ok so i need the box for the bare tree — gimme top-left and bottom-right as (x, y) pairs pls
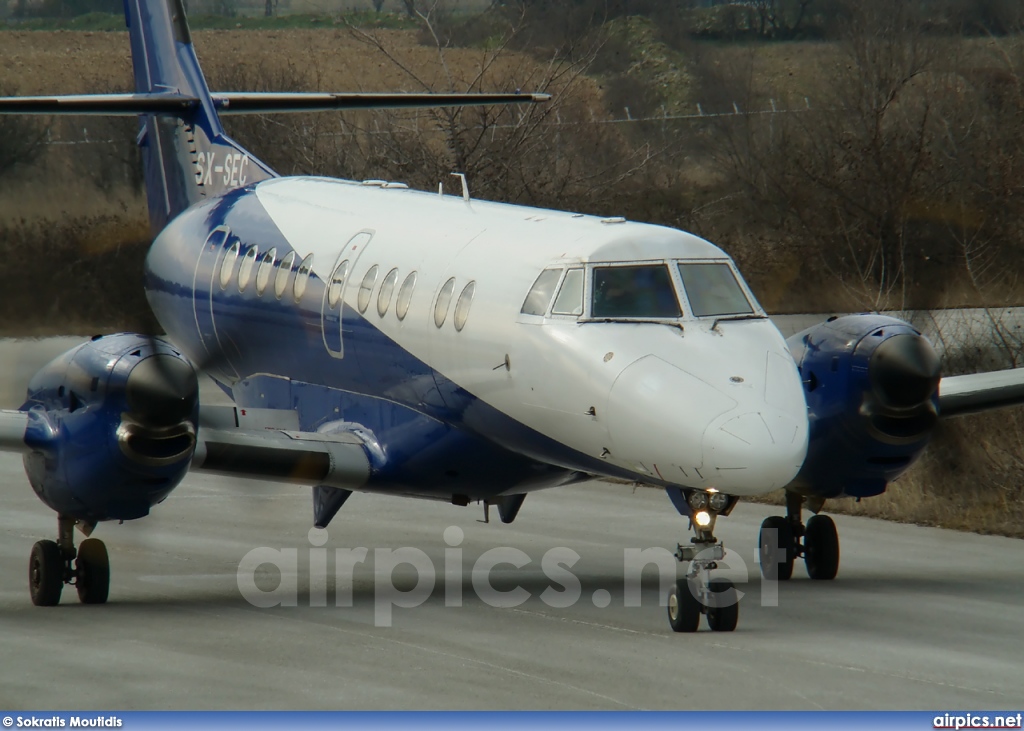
(751, 0), (815, 39)
(339, 2), (657, 212)
(704, 0), (954, 311)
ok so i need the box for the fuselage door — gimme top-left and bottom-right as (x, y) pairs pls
(192, 225), (244, 383)
(321, 231), (373, 358)
(193, 226), (228, 360)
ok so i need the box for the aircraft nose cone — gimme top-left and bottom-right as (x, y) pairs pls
(870, 333), (941, 408)
(705, 411), (807, 491)
(126, 354), (199, 427)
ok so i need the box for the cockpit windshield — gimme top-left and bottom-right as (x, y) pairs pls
(592, 264), (681, 319)
(677, 262), (754, 318)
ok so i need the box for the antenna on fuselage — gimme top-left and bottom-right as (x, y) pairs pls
(451, 172), (470, 202)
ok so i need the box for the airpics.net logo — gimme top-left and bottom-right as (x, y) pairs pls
(235, 526), (786, 627)
(933, 714), (1023, 729)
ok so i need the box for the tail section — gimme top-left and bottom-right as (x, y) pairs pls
(0, 0), (550, 236)
(124, 0), (276, 234)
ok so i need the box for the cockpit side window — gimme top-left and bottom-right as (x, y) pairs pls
(551, 268), (584, 317)
(520, 268), (563, 316)
(677, 262), (754, 317)
(592, 264), (681, 319)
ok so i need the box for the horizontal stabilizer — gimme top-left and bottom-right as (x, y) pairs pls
(212, 91), (551, 114)
(939, 367), (1024, 418)
(0, 93), (198, 115)
(0, 91), (550, 117)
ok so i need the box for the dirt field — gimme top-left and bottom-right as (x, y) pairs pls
(0, 26), (574, 95)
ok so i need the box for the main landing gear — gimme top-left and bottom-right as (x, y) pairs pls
(29, 516), (109, 606)
(758, 492), (839, 581)
(666, 490), (739, 633)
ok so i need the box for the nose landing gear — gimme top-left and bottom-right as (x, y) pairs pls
(667, 542), (739, 632)
(665, 490), (740, 633)
(29, 516), (109, 606)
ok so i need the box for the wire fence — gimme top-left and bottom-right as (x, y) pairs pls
(40, 97), (815, 146)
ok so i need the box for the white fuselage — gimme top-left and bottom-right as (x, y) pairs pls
(169, 176), (809, 498)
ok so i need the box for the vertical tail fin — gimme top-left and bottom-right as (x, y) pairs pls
(124, 0), (276, 234)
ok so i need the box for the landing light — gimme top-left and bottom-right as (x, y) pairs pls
(687, 491), (709, 511)
(694, 510), (712, 528)
(709, 492), (730, 512)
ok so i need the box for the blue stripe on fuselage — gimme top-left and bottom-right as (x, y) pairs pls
(145, 187), (658, 499)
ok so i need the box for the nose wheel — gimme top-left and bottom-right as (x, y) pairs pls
(666, 505), (740, 632)
(758, 493), (840, 581)
(28, 516), (109, 606)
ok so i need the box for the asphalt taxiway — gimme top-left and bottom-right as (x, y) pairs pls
(0, 339), (1022, 709)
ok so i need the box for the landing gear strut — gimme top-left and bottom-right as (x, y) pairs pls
(29, 516), (109, 606)
(666, 504), (738, 633)
(758, 493), (839, 581)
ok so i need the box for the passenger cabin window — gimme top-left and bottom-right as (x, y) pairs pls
(378, 268), (399, 317)
(274, 251), (296, 299)
(520, 268), (562, 316)
(551, 268), (584, 316)
(434, 277), (456, 328)
(256, 248), (276, 296)
(592, 264), (681, 319)
(294, 253), (314, 301)
(357, 265), (378, 314)
(677, 262), (753, 318)
(219, 239), (241, 290)
(454, 281), (475, 332)
(327, 260), (349, 308)
(238, 245), (258, 292)
(396, 272), (416, 321)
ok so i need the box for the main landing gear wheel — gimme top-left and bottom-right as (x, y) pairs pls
(29, 540), (64, 607)
(803, 514), (840, 580)
(761, 494), (841, 581)
(758, 515), (794, 581)
(75, 538), (110, 604)
(28, 516), (110, 606)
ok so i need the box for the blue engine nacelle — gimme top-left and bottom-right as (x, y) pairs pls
(20, 334), (199, 523)
(786, 314), (941, 499)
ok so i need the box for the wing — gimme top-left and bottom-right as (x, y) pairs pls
(0, 410), (30, 453)
(939, 367), (1024, 418)
(0, 405), (370, 491)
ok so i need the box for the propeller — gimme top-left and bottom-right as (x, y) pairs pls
(862, 331), (941, 442)
(870, 333), (941, 408)
(125, 351), (199, 427)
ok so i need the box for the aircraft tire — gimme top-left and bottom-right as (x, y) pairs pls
(76, 538), (110, 604)
(759, 516), (794, 581)
(29, 540), (64, 606)
(804, 515), (840, 580)
(667, 580), (701, 633)
(705, 578), (739, 632)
